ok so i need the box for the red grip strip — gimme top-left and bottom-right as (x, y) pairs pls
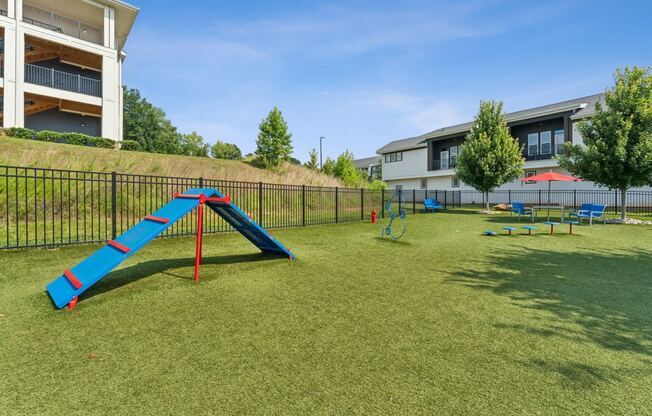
(145, 215), (170, 224)
(174, 193), (201, 199)
(64, 269), (83, 289)
(107, 239), (131, 253)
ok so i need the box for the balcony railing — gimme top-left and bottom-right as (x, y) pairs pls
(25, 64), (102, 97)
(23, 3), (103, 45)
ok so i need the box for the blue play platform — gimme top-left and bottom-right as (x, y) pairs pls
(46, 188), (295, 309)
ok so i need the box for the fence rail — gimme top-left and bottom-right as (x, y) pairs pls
(23, 3), (103, 45)
(0, 166), (461, 250)
(459, 189), (652, 215)
(25, 64), (102, 97)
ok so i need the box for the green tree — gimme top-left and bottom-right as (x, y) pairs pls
(373, 159), (382, 180)
(123, 86), (181, 154)
(456, 100), (525, 211)
(255, 107), (294, 167)
(322, 157), (336, 176)
(333, 149), (365, 186)
(211, 140), (243, 160)
(179, 131), (210, 157)
(560, 66), (652, 220)
(305, 148), (319, 170)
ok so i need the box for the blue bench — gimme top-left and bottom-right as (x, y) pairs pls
(483, 230), (498, 236)
(569, 203), (607, 225)
(511, 202), (532, 221)
(522, 225), (537, 235)
(424, 198), (444, 213)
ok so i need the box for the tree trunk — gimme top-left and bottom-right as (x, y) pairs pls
(621, 188), (627, 221)
(485, 192), (490, 212)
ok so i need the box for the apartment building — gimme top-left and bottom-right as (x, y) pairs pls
(0, 0), (138, 140)
(376, 93), (652, 192)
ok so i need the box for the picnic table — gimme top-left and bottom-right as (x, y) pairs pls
(531, 205), (566, 223)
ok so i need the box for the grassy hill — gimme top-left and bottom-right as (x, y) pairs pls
(0, 137), (343, 186)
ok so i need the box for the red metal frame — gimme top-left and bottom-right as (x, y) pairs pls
(64, 269), (83, 289)
(194, 201), (204, 283)
(144, 215), (170, 224)
(68, 296), (78, 310)
(107, 239), (131, 253)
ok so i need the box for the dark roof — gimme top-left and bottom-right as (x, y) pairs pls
(377, 93), (604, 154)
(354, 156), (381, 168)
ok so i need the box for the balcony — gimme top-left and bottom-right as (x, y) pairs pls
(23, 3), (103, 45)
(25, 63), (101, 97)
(430, 160), (457, 171)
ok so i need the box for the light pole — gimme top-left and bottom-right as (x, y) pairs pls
(319, 136), (325, 170)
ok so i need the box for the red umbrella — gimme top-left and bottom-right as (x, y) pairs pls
(520, 171), (582, 204)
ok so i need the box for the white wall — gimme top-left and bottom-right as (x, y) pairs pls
(382, 147), (429, 180)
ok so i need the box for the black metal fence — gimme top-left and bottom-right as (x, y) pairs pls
(0, 165), (460, 249)
(459, 189), (652, 215)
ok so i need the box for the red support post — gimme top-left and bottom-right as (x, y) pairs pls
(68, 296), (78, 310)
(194, 201), (204, 283)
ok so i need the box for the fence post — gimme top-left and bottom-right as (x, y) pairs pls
(412, 189), (416, 214)
(198, 176), (204, 187)
(538, 189), (542, 205)
(444, 191), (448, 209)
(335, 187), (339, 223)
(111, 171), (117, 240)
(258, 182), (263, 227)
(302, 185), (306, 226)
(360, 188), (364, 221)
(614, 190), (618, 214)
(573, 189), (577, 209)
(381, 188), (385, 218)
(508, 190), (511, 204)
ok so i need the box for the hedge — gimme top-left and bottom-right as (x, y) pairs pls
(1, 127), (116, 149)
(120, 140), (142, 151)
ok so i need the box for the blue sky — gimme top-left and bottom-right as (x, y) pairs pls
(123, 1), (651, 162)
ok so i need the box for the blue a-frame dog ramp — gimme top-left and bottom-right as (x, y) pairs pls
(46, 188), (295, 310)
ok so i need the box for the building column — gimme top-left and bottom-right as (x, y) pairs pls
(101, 53), (119, 140)
(2, 0), (24, 129)
(103, 6), (115, 49)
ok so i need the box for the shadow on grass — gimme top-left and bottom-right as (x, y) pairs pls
(446, 247), (652, 382)
(81, 253), (279, 301)
(373, 237), (413, 246)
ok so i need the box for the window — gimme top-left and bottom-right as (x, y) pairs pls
(385, 152), (403, 163)
(440, 150), (449, 170)
(420, 178), (427, 189)
(450, 146), (458, 167)
(451, 176), (460, 188)
(528, 133), (538, 156)
(524, 170), (537, 184)
(554, 129), (565, 154)
(540, 131), (552, 155)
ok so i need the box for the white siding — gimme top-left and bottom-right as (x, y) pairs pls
(382, 147), (429, 180)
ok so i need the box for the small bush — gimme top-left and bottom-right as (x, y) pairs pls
(62, 132), (91, 146)
(87, 137), (116, 149)
(120, 140), (142, 151)
(37, 130), (65, 143)
(7, 127), (36, 140)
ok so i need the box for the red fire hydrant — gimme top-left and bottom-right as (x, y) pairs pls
(371, 208), (377, 224)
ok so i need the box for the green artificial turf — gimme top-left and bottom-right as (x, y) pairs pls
(1, 210), (651, 415)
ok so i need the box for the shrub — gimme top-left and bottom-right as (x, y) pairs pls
(87, 137), (116, 149)
(62, 132), (91, 146)
(7, 127), (36, 140)
(37, 130), (65, 143)
(120, 140), (142, 151)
